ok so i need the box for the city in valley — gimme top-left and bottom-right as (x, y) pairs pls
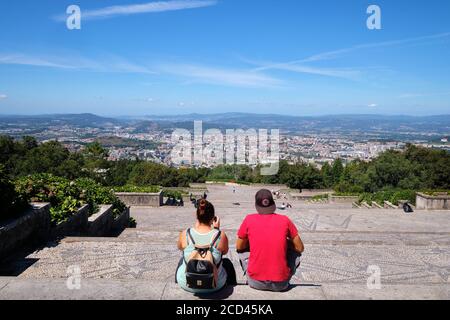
(0, 113), (448, 167)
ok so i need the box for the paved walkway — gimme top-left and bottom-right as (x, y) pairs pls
(1, 184), (450, 299)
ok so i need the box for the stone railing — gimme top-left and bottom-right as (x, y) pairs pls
(290, 193), (318, 201)
(115, 191), (163, 207)
(51, 204), (90, 238)
(0, 202), (131, 261)
(87, 205), (114, 237)
(416, 192), (449, 210)
(0, 203), (50, 261)
(87, 204), (131, 236)
(329, 195), (360, 204)
(250, 183), (289, 189)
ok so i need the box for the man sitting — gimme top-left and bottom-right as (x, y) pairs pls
(236, 189), (304, 292)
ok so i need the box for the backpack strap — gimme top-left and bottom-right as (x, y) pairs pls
(210, 230), (222, 248)
(211, 230), (223, 267)
(186, 228), (196, 245)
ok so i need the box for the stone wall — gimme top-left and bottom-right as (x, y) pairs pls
(416, 193), (450, 210)
(87, 205), (114, 237)
(0, 203), (51, 261)
(251, 184), (289, 189)
(329, 195), (360, 204)
(51, 204), (90, 239)
(115, 192), (163, 207)
(290, 193), (317, 201)
(189, 183), (210, 188)
(112, 207), (131, 234)
(1, 202), (132, 261)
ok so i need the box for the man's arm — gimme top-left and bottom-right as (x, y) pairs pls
(236, 237), (249, 253)
(288, 235), (304, 254)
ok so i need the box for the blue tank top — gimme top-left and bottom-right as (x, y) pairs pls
(176, 228), (227, 293)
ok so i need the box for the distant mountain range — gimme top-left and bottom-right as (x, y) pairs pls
(136, 113), (450, 133)
(1, 113), (449, 137)
(0, 113), (121, 127)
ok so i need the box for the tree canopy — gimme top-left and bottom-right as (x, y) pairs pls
(1, 136), (449, 192)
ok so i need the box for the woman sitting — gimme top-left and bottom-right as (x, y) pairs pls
(176, 199), (236, 294)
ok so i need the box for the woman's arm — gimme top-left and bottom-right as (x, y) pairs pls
(217, 231), (229, 255)
(177, 230), (187, 251)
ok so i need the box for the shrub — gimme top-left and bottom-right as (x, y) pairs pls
(420, 189), (450, 196)
(74, 178), (126, 218)
(390, 190), (416, 206)
(312, 194), (329, 201)
(128, 217), (137, 228)
(333, 192), (361, 197)
(161, 189), (183, 200)
(357, 189), (416, 206)
(0, 166), (29, 222)
(49, 196), (83, 224)
(15, 174), (127, 224)
(15, 174), (80, 206)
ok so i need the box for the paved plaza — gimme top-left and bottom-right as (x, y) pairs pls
(1, 184), (450, 299)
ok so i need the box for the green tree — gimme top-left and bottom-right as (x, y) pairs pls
(82, 141), (110, 180)
(321, 162), (334, 188)
(0, 165), (29, 221)
(331, 158), (344, 185)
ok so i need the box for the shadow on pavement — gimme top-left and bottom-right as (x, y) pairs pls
(194, 285), (235, 300)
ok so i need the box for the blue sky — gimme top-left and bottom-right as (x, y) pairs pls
(0, 0), (450, 116)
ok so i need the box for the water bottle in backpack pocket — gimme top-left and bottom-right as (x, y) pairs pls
(184, 228), (222, 290)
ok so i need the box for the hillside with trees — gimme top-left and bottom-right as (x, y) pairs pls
(1, 135), (449, 193)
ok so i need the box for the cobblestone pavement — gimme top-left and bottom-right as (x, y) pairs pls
(1, 184), (449, 299)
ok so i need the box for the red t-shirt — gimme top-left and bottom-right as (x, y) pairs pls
(237, 213), (299, 282)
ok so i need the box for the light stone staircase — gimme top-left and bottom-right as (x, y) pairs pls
(2, 225), (450, 299)
(1, 184), (450, 300)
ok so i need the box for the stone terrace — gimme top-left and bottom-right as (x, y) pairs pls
(1, 184), (450, 300)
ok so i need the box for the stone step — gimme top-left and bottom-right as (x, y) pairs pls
(2, 235), (450, 287)
(114, 229), (450, 246)
(361, 201), (372, 209)
(0, 277), (448, 300)
(383, 201), (396, 209)
(371, 202), (383, 209)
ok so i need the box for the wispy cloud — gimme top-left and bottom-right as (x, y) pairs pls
(248, 59), (361, 80)
(0, 94), (7, 100)
(0, 52), (280, 88)
(0, 54), (75, 69)
(398, 91), (450, 99)
(158, 63), (282, 88)
(301, 32), (450, 62)
(53, 0), (217, 21)
(0, 53), (156, 74)
(241, 32), (450, 81)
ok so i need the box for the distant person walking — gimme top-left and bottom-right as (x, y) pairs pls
(236, 189), (304, 292)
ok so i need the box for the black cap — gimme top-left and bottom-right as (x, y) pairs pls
(255, 189), (276, 214)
